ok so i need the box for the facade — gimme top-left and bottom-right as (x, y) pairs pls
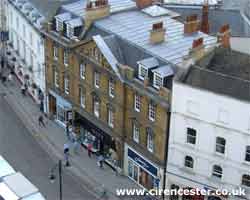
(167, 47), (250, 200)
(44, 0), (218, 191)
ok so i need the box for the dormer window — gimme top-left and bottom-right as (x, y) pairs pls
(56, 19), (63, 32)
(153, 73), (163, 89)
(138, 64), (148, 80)
(66, 25), (74, 38)
(137, 57), (159, 82)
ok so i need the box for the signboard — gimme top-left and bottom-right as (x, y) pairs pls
(128, 148), (158, 177)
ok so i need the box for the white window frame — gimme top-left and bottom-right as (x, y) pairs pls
(54, 71), (59, 88)
(215, 137), (226, 154)
(138, 64), (148, 80)
(246, 146), (250, 162)
(94, 72), (100, 88)
(94, 100), (100, 118)
(53, 45), (58, 60)
(64, 77), (69, 95)
(56, 19), (63, 32)
(147, 131), (154, 153)
(80, 63), (86, 79)
(64, 50), (69, 66)
(109, 79), (115, 98)
(184, 156), (194, 169)
(79, 88), (85, 108)
(242, 174), (250, 187)
(108, 109), (114, 128)
(148, 102), (156, 122)
(187, 128), (197, 145)
(212, 165), (223, 179)
(153, 73), (163, 89)
(134, 94), (141, 112)
(133, 123), (140, 143)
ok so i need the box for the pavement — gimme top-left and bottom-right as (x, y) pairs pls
(0, 69), (149, 200)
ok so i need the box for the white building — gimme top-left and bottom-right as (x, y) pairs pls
(5, 0), (74, 111)
(166, 47), (250, 200)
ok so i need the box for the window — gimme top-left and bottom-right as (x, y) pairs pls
(184, 156), (194, 169)
(64, 77), (69, 95)
(147, 128), (154, 153)
(148, 102), (156, 122)
(94, 72), (100, 88)
(245, 146), (250, 162)
(66, 25), (74, 38)
(212, 165), (223, 179)
(79, 63), (86, 79)
(187, 128), (196, 145)
(56, 19), (63, 32)
(108, 109), (114, 128)
(242, 174), (250, 187)
(109, 79), (115, 98)
(138, 65), (147, 80)
(153, 74), (163, 89)
(216, 137), (226, 154)
(133, 123), (140, 143)
(54, 71), (59, 87)
(134, 94), (141, 112)
(79, 88), (85, 108)
(94, 100), (100, 118)
(64, 50), (69, 66)
(94, 47), (99, 60)
(53, 45), (58, 60)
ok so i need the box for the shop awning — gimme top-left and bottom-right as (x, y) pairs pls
(0, 182), (19, 200)
(0, 156), (15, 178)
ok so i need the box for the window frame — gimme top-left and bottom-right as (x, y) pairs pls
(184, 156), (194, 169)
(79, 87), (85, 108)
(93, 99), (100, 118)
(53, 45), (58, 60)
(153, 73), (163, 89)
(133, 123), (140, 143)
(245, 146), (250, 162)
(138, 64), (148, 81)
(54, 70), (59, 88)
(212, 165), (223, 179)
(148, 102), (156, 122)
(134, 94), (141, 112)
(108, 109), (114, 128)
(242, 174), (250, 187)
(63, 50), (69, 66)
(64, 76), (69, 95)
(147, 129), (154, 153)
(80, 63), (86, 80)
(187, 128), (197, 145)
(108, 79), (115, 98)
(94, 72), (100, 89)
(215, 137), (226, 154)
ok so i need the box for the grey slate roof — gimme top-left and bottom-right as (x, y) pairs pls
(137, 57), (159, 69)
(152, 64), (174, 77)
(94, 10), (217, 66)
(183, 48), (250, 102)
(166, 7), (250, 37)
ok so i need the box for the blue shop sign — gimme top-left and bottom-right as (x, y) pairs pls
(128, 148), (158, 177)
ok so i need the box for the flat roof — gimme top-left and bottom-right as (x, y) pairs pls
(142, 5), (180, 18)
(152, 65), (174, 77)
(164, 0), (220, 5)
(137, 57), (159, 69)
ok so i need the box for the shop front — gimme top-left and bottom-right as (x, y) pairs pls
(74, 112), (120, 170)
(125, 145), (161, 190)
(48, 90), (72, 127)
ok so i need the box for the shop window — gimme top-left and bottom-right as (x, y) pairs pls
(212, 165), (223, 179)
(133, 123), (140, 143)
(148, 102), (156, 122)
(64, 77), (69, 95)
(245, 146), (250, 162)
(187, 128), (196, 145)
(53, 45), (58, 60)
(64, 50), (69, 66)
(79, 87), (85, 108)
(242, 174), (250, 187)
(184, 156), (194, 169)
(109, 79), (115, 98)
(54, 70), (59, 88)
(94, 72), (100, 88)
(80, 63), (86, 79)
(134, 94), (141, 112)
(94, 100), (100, 118)
(139, 168), (154, 190)
(57, 105), (66, 123)
(215, 137), (226, 154)
(128, 160), (133, 178)
(170, 184), (179, 200)
(108, 109), (114, 128)
(147, 128), (154, 153)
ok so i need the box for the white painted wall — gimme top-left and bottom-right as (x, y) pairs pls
(167, 80), (250, 199)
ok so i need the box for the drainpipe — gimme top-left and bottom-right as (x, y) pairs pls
(162, 109), (171, 200)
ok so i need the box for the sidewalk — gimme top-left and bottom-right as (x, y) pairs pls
(0, 75), (146, 200)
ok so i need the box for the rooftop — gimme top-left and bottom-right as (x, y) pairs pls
(164, 0), (220, 6)
(183, 47), (250, 102)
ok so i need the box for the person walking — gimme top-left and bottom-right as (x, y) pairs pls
(65, 122), (70, 141)
(64, 143), (70, 167)
(21, 84), (26, 95)
(7, 73), (13, 82)
(87, 143), (92, 158)
(38, 115), (46, 127)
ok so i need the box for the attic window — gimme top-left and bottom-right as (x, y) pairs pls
(153, 73), (163, 89)
(56, 19), (63, 32)
(138, 64), (148, 80)
(66, 25), (74, 38)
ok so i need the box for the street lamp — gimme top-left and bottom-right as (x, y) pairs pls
(49, 160), (63, 200)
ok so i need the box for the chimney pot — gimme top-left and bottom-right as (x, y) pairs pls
(217, 24), (231, 48)
(200, 2), (210, 34)
(184, 14), (200, 34)
(150, 21), (166, 44)
(136, 0), (152, 9)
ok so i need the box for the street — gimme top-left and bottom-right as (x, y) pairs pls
(0, 91), (96, 200)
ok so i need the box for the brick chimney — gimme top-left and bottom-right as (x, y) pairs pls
(184, 14), (200, 34)
(189, 37), (205, 60)
(150, 22), (166, 44)
(217, 24), (231, 48)
(200, 1), (210, 34)
(136, 0), (152, 9)
(85, 0), (110, 28)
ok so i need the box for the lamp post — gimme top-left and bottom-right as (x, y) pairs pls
(49, 160), (63, 200)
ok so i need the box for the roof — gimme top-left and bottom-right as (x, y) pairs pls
(0, 182), (19, 200)
(61, 0), (136, 17)
(22, 193), (46, 200)
(142, 5), (180, 18)
(183, 48), (250, 102)
(152, 65), (174, 77)
(3, 172), (38, 198)
(164, 0), (220, 5)
(0, 156), (15, 178)
(93, 35), (122, 80)
(94, 10), (217, 66)
(55, 12), (72, 21)
(65, 17), (83, 27)
(137, 57), (159, 69)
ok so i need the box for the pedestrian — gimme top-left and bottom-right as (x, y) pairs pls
(21, 84), (26, 95)
(7, 73), (13, 82)
(65, 122), (70, 140)
(64, 149), (70, 167)
(1, 75), (6, 85)
(38, 115), (46, 127)
(97, 154), (104, 169)
(39, 101), (44, 112)
(87, 143), (92, 158)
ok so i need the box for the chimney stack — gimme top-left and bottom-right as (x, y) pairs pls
(136, 0), (152, 9)
(150, 22), (166, 44)
(85, 0), (110, 28)
(189, 37), (205, 60)
(217, 24), (231, 48)
(200, 1), (210, 34)
(184, 15), (200, 34)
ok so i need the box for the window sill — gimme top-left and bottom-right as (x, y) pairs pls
(185, 143), (196, 150)
(207, 176), (223, 184)
(181, 167), (195, 175)
(214, 152), (226, 159)
(242, 161), (250, 166)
